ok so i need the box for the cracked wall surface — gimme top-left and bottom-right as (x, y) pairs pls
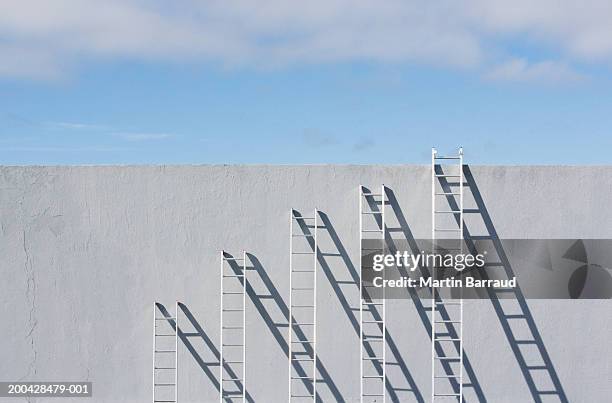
(0, 165), (610, 402)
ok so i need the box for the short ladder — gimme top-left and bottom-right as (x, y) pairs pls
(153, 301), (178, 403)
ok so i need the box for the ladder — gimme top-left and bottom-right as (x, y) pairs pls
(288, 209), (318, 401)
(153, 301), (178, 403)
(220, 251), (247, 402)
(359, 185), (386, 403)
(431, 147), (464, 402)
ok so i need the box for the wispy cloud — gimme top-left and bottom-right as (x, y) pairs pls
(0, 1), (610, 81)
(46, 121), (107, 130)
(484, 58), (586, 83)
(353, 138), (375, 152)
(111, 132), (174, 141)
(0, 146), (130, 152)
(302, 129), (337, 148)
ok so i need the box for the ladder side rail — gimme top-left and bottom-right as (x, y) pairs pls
(220, 253), (224, 403)
(431, 148), (437, 402)
(175, 301), (179, 403)
(288, 212), (293, 401)
(243, 252), (247, 402)
(359, 187), (364, 403)
(381, 184), (386, 403)
(313, 209), (318, 402)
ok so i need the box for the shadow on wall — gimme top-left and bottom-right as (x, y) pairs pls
(461, 166), (569, 403)
(226, 252), (344, 402)
(155, 302), (255, 402)
(293, 209), (424, 403)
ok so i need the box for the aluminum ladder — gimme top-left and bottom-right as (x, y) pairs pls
(288, 209), (318, 401)
(153, 301), (178, 403)
(431, 147), (464, 402)
(220, 251), (247, 402)
(359, 185), (387, 403)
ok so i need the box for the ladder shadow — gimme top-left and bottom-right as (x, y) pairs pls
(294, 207), (424, 403)
(175, 302), (255, 403)
(382, 187), (487, 403)
(224, 252), (344, 402)
(459, 166), (569, 403)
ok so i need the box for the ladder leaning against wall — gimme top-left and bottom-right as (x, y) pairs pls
(288, 209), (318, 401)
(152, 301), (178, 403)
(220, 251), (247, 402)
(359, 185), (387, 403)
(431, 147), (464, 402)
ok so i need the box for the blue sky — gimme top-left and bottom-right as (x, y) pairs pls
(2, 1), (612, 165)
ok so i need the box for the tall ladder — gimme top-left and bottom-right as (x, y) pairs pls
(431, 147), (464, 402)
(220, 251), (247, 402)
(153, 301), (178, 403)
(359, 185), (386, 403)
(288, 209), (318, 401)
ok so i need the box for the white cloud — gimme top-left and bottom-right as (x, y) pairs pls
(111, 132), (173, 141)
(484, 58), (585, 83)
(0, 1), (610, 81)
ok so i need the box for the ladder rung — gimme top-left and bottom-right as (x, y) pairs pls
(434, 210), (461, 214)
(435, 228), (462, 231)
(362, 375), (384, 378)
(291, 270), (314, 273)
(155, 350), (176, 353)
(154, 383), (176, 386)
(362, 356), (383, 360)
(291, 340), (313, 343)
(434, 393), (461, 396)
(361, 229), (383, 232)
(224, 360), (244, 364)
(434, 320), (462, 323)
(515, 340), (537, 344)
(361, 248), (383, 251)
(291, 395), (315, 397)
(434, 174), (461, 178)
(361, 192), (382, 196)
(505, 314), (525, 319)
(154, 400), (176, 402)
(362, 320), (384, 323)
(223, 291), (244, 295)
(434, 375), (459, 378)
(292, 323), (315, 326)
(291, 305), (315, 308)
(292, 252), (315, 255)
(155, 334), (176, 337)
(292, 287), (314, 290)
(155, 367), (176, 370)
(527, 365), (547, 370)
(222, 378), (243, 381)
(292, 216), (315, 220)
(435, 356), (461, 360)
(435, 302), (462, 305)
(155, 317), (176, 320)
(361, 211), (382, 215)
(291, 376), (315, 379)
(222, 309), (244, 312)
(223, 257), (244, 261)
(436, 192), (460, 195)
(435, 338), (461, 341)
(363, 338), (383, 342)
(291, 358), (315, 361)
(538, 391), (560, 395)
(362, 302), (383, 306)
(362, 394), (384, 396)
(435, 156), (461, 160)
(223, 274), (244, 277)
(222, 326), (244, 329)
(292, 234), (314, 237)
(222, 343), (244, 346)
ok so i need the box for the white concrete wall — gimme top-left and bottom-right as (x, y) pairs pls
(0, 166), (610, 402)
